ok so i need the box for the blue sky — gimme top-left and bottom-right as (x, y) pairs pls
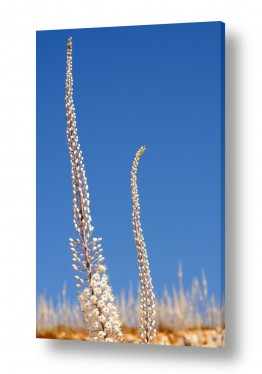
(36, 22), (225, 306)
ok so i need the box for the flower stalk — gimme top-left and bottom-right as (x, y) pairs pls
(65, 37), (123, 342)
(131, 146), (156, 343)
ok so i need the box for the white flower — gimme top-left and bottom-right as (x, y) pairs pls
(94, 287), (102, 296)
(100, 279), (107, 288)
(98, 331), (105, 338)
(66, 37), (123, 342)
(108, 294), (114, 302)
(92, 273), (100, 281)
(97, 300), (104, 308)
(131, 147), (156, 343)
(98, 265), (106, 273)
(90, 295), (97, 303)
(99, 315), (106, 323)
(105, 321), (112, 330)
(92, 308), (99, 317)
(103, 307), (110, 315)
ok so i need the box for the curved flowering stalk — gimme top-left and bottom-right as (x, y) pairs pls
(131, 146), (156, 344)
(65, 37), (123, 343)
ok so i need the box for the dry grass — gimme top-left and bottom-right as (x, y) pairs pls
(36, 267), (225, 347)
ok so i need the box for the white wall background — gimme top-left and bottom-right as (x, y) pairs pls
(0, 0), (261, 372)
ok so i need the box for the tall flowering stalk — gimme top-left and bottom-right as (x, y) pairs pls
(65, 37), (123, 342)
(131, 146), (156, 343)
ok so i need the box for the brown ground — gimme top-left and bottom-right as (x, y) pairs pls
(36, 325), (225, 347)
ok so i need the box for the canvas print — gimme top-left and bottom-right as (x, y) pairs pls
(36, 22), (225, 347)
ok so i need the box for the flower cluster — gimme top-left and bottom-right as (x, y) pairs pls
(70, 237), (123, 341)
(131, 146), (156, 344)
(65, 37), (123, 342)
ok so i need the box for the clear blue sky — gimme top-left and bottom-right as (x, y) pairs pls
(36, 22), (225, 306)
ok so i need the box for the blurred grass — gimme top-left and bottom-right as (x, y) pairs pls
(36, 266), (225, 347)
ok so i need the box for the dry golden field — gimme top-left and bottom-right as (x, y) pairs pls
(36, 325), (225, 347)
(37, 270), (225, 347)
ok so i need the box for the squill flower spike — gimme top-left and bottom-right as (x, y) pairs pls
(131, 146), (156, 344)
(65, 37), (123, 343)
